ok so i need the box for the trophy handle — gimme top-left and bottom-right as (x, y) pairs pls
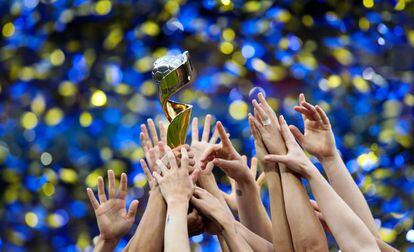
(165, 101), (192, 147)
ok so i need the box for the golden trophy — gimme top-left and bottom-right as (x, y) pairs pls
(152, 51), (195, 148)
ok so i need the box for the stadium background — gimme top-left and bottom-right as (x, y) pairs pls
(0, 0), (413, 251)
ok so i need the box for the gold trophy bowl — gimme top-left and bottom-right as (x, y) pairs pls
(152, 51), (195, 148)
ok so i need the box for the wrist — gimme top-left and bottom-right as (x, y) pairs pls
(304, 165), (320, 180)
(166, 197), (190, 209)
(235, 175), (255, 190)
(97, 234), (120, 246)
(318, 149), (340, 163)
(221, 221), (237, 238)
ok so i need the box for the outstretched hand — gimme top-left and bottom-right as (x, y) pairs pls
(153, 147), (199, 205)
(291, 94), (337, 160)
(264, 115), (317, 179)
(190, 115), (220, 174)
(250, 92), (286, 155)
(200, 121), (251, 184)
(222, 156), (266, 213)
(86, 170), (139, 242)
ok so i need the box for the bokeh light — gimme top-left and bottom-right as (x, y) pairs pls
(0, 0), (413, 251)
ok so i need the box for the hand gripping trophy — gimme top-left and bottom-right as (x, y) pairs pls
(152, 51), (195, 148)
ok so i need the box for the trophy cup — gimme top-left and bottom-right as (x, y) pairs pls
(152, 51), (195, 148)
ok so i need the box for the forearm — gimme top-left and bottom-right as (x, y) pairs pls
(263, 162), (294, 252)
(126, 189), (166, 252)
(307, 169), (379, 252)
(236, 177), (272, 241)
(376, 238), (399, 252)
(321, 152), (380, 238)
(218, 234), (230, 252)
(94, 236), (118, 252)
(266, 139), (327, 251)
(234, 221), (273, 252)
(220, 221), (253, 252)
(165, 201), (191, 252)
(279, 163), (328, 251)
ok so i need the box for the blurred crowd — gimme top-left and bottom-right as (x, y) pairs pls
(0, 0), (413, 251)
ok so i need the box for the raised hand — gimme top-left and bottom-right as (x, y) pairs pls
(190, 115), (219, 172)
(86, 170), (139, 242)
(153, 147), (198, 205)
(153, 147), (199, 252)
(264, 115), (317, 178)
(200, 121), (251, 184)
(222, 156), (265, 213)
(250, 92), (286, 155)
(140, 118), (195, 174)
(291, 94), (337, 160)
(140, 119), (167, 170)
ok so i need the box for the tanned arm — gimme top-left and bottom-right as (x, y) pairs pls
(251, 93), (328, 251)
(249, 115), (294, 251)
(265, 115), (379, 252)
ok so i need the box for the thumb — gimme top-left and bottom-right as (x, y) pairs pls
(289, 125), (305, 144)
(127, 200), (139, 219)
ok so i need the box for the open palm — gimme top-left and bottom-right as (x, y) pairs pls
(290, 94), (336, 160)
(190, 115), (219, 169)
(87, 170), (139, 241)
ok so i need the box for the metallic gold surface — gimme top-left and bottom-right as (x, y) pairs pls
(153, 51), (195, 147)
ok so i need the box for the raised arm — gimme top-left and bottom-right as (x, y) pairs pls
(86, 170), (139, 252)
(126, 119), (195, 252)
(199, 121), (272, 241)
(234, 221), (273, 252)
(153, 147), (199, 252)
(251, 92), (328, 251)
(222, 157), (266, 214)
(249, 115), (294, 251)
(190, 187), (253, 252)
(125, 119), (168, 252)
(265, 115), (380, 252)
(292, 94), (380, 238)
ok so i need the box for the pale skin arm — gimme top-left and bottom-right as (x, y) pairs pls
(222, 162), (266, 214)
(234, 221), (273, 252)
(86, 170), (139, 252)
(248, 115), (294, 251)
(191, 116), (227, 206)
(190, 116), (235, 252)
(311, 200), (399, 252)
(292, 94), (381, 238)
(153, 147), (199, 252)
(265, 115), (380, 252)
(251, 93), (328, 251)
(125, 119), (195, 252)
(234, 157), (272, 242)
(198, 120), (272, 241)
